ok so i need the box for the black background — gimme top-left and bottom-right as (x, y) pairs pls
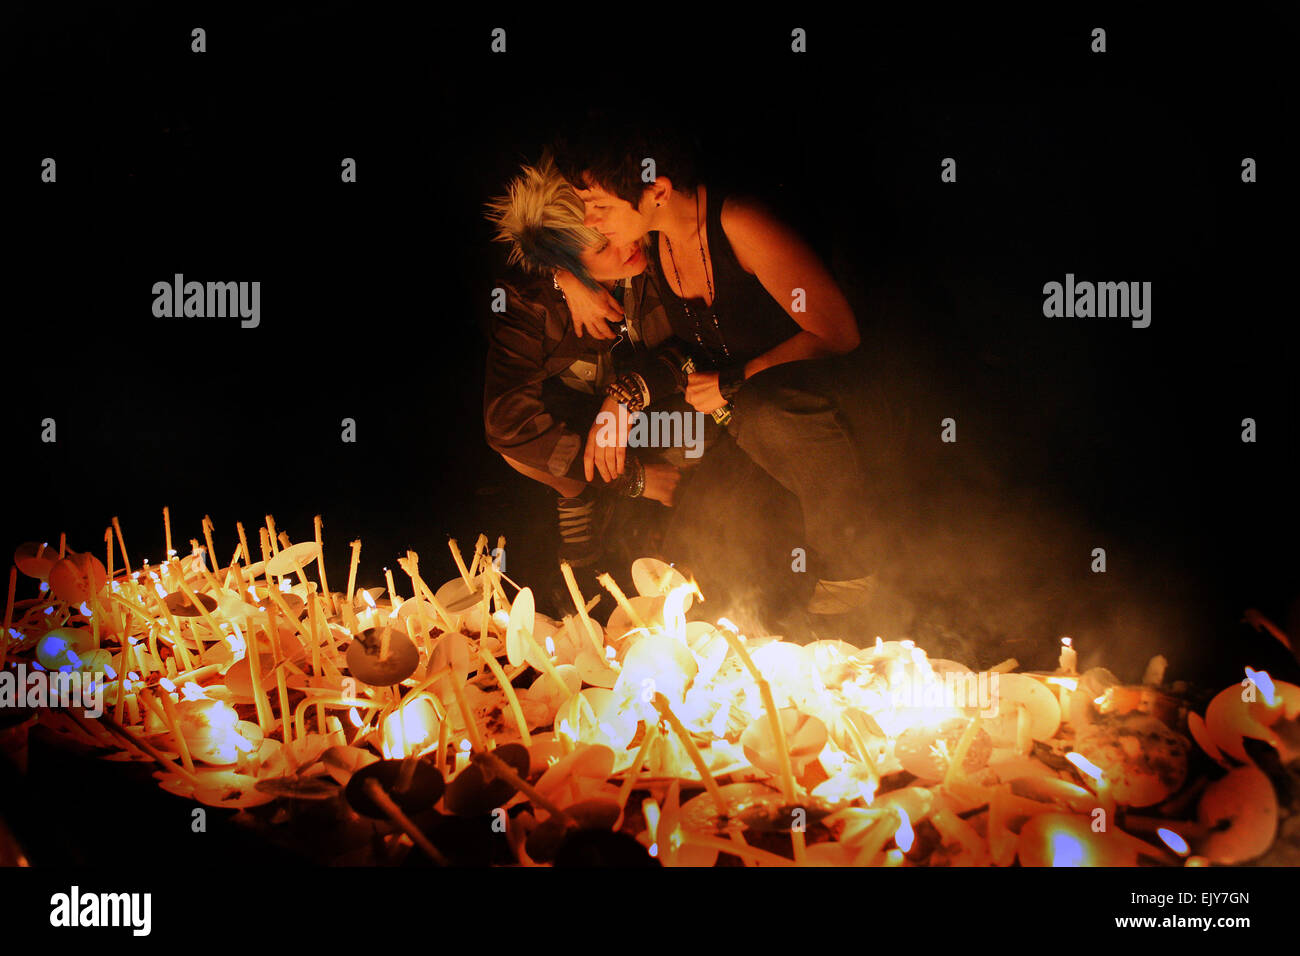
(2, 8), (1294, 690)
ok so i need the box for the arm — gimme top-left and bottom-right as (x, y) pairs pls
(553, 269), (623, 340)
(483, 291), (589, 484)
(721, 195), (860, 378)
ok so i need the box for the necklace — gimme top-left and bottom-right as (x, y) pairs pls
(663, 189), (730, 363)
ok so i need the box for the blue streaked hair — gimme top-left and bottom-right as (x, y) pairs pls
(486, 154), (606, 291)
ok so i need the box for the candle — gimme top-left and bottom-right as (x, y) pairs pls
(156, 682), (195, 774)
(312, 516), (334, 614)
(1142, 655), (1167, 687)
(112, 516), (131, 575)
(651, 693), (729, 818)
(104, 527), (114, 581)
(454, 738), (472, 775)
(346, 539), (361, 607)
(448, 538), (474, 590)
(597, 572), (647, 631)
(0, 565), (16, 672)
(1058, 637), (1077, 674)
(1065, 751), (1116, 818)
(715, 626), (797, 806)
(267, 602), (293, 745)
(239, 616), (273, 735)
(384, 567), (399, 607)
(163, 506), (173, 557)
(469, 534), (488, 577)
(201, 515), (218, 573)
(264, 514), (280, 556)
(236, 522), (251, 573)
(478, 646), (531, 746)
(399, 550), (459, 633)
(1016, 703), (1031, 756)
(451, 674), (484, 752)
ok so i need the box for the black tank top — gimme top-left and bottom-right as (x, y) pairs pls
(649, 188), (803, 370)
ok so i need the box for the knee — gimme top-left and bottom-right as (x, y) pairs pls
(733, 373), (835, 445)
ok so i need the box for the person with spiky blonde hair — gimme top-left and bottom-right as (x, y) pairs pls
(483, 157), (695, 571)
(486, 155), (611, 292)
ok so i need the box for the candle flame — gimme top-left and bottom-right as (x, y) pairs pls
(1156, 828), (1189, 855)
(642, 799), (660, 841)
(1061, 637), (1072, 648)
(348, 707), (362, 728)
(545, 635), (556, 657)
(1245, 667), (1276, 706)
(1065, 751), (1104, 784)
(895, 808), (914, 852)
(279, 578), (291, 593)
(1049, 829), (1085, 867)
(362, 591), (377, 609)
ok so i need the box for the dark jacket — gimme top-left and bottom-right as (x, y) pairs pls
(483, 265), (680, 483)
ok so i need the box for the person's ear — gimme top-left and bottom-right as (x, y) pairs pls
(644, 176), (673, 212)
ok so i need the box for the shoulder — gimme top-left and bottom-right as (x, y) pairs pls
(492, 273), (562, 326)
(719, 193), (780, 234)
(718, 194), (788, 273)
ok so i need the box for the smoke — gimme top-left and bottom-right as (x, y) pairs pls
(661, 315), (1205, 685)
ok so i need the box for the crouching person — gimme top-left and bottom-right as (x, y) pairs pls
(483, 156), (695, 570)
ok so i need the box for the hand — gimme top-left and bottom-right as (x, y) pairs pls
(641, 463), (681, 507)
(685, 371), (727, 414)
(583, 397), (627, 482)
(555, 270), (622, 340)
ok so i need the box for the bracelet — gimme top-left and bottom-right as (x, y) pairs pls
(619, 456), (645, 498)
(605, 372), (649, 413)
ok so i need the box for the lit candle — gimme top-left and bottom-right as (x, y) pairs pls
(163, 506), (173, 557)
(454, 738), (472, 775)
(1245, 667), (1285, 727)
(1058, 637), (1077, 674)
(1065, 751), (1116, 818)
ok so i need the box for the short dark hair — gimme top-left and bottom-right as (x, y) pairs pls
(552, 111), (701, 207)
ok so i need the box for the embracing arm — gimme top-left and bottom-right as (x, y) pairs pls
(721, 195), (860, 379)
(483, 298), (588, 484)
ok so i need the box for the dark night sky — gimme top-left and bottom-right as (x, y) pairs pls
(2, 7), (1294, 687)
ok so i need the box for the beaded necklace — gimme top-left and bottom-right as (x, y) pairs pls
(663, 189), (730, 364)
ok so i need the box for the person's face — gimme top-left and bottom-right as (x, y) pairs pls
(575, 184), (654, 247)
(577, 235), (646, 283)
